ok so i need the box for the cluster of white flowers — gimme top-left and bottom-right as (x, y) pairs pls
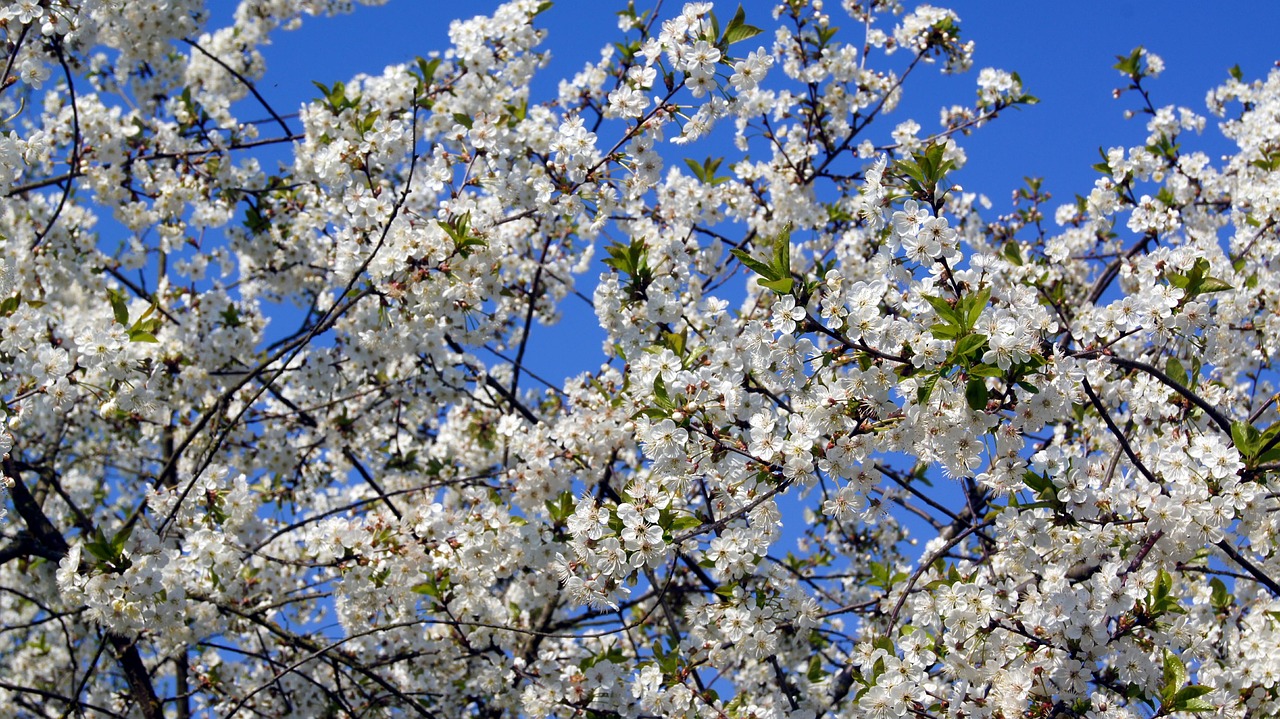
(1, 1), (1280, 717)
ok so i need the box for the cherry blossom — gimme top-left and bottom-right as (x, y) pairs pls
(0, 1), (1277, 718)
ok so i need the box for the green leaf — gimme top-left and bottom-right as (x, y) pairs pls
(1114, 47), (1143, 78)
(663, 329), (688, 359)
(720, 5), (763, 48)
(1023, 471), (1055, 500)
(929, 322), (962, 341)
(108, 289), (130, 326)
(243, 203), (270, 234)
(1147, 568), (1181, 617)
(313, 79), (359, 112)
(806, 655), (825, 682)
(669, 515), (702, 532)
(962, 286), (990, 332)
(1165, 356), (1187, 387)
(729, 247), (779, 281)
(872, 636), (896, 656)
(438, 213), (487, 258)
(731, 223), (794, 294)
(1173, 685), (1213, 703)
(683, 157), (707, 183)
(1001, 241), (1023, 265)
(684, 156), (727, 185)
(965, 378), (988, 411)
(1232, 420), (1262, 459)
(411, 575), (448, 599)
(545, 491), (576, 523)
(220, 305), (243, 328)
(915, 373), (938, 404)
(770, 222), (793, 282)
(1167, 258), (1234, 299)
(953, 333), (988, 363)
(1161, 649), (1188, 704)
(414, 57), (441, 87)
(815, 24), (838, 49)
(652, 374), (674, 409)
(921, 295), (961, 325)
(869, 561), (905, 590)
(968, 363), (1004, 378)
(1198, 276), (1234, 293)
(760, 276), (794, 294)
(1209, 577), (1233, 610)
(1256, 445), (1280, 466)
(713, 583), (738, 599)
(1175, 696), (1217, 713)
(723, 23), (763, 46)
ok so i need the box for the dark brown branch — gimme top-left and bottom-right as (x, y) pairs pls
(1081, 377), (1158, 484)
(0, 531), (63, 564)
(2, 457), (68, 556)
(1215, 540), (1280, 597)
(1106, 355), (1231, 434)
(182, 38), (292, 137)
(108, 634), (164, 719)
(3, 458), (164, 718)
(0, 679), (123, 718)
(340, 446), (402, 519)
(6, 133), (303, 198)
(1086, 233), (1156, 307)
(32, 42), (80, 250)
(210, 603), (443, 719)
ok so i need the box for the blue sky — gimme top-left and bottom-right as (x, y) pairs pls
(246, 0), (1280, 384)
(257, 0), (1280, 207)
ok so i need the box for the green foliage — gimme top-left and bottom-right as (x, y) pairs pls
(411, 570), (452, 602)
(604, 237), (655, 301)
(1113, 47), (1147, 81)
(716, 4), (763, 54)
(438, 212), (487, 259)
(868, 560), (907, 590)
(1157, 650), (1215, 714)
(544, 491), (576, 525)
(923, 287), (987, 341)
(1164, 356), (1189, 388)
(1209, 577), (1233, 612)
(1144, 568), (1183, 620)
(406, 56), (445, 109)
(107, 289), (162, 342)
(683, 156), (729, 185)
(892, 142), (956, 211)
(1232, 419), (1280, 467)
(313, 79), (361, 114)
(1166, 258), (1233, 300)
(730, 223), (794, 294)
(84, 525), (134, 573)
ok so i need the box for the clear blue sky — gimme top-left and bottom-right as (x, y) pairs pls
(257, 0), (1280, 205)
(245, 0), (1280, 382)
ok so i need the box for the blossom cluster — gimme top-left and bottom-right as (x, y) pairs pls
(0, 2), (1277, 718)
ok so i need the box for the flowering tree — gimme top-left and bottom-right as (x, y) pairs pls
(1, 0), (1280, 717)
